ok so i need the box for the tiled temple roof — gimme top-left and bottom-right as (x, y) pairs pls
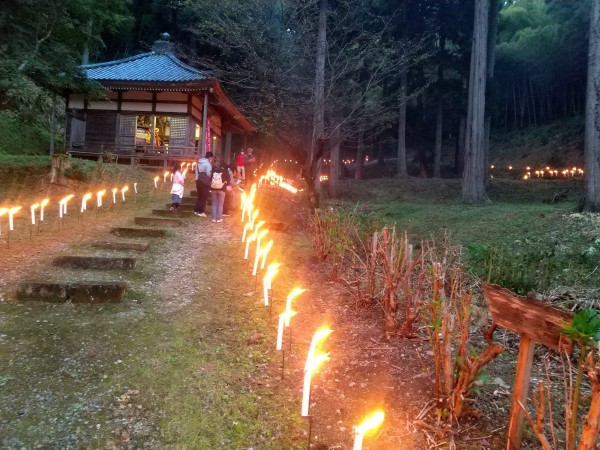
(82, 52), (209, 82)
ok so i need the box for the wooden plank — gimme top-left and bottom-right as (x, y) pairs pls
(483, 284), (573, 351)
(506, 335), (535, 450)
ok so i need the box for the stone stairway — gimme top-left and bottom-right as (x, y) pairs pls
(16, 203), (188, 303)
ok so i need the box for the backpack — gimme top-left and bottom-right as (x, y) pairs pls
(211, 171), (224, 189)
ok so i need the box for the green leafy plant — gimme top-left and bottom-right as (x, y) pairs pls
(561, 308), (600, 450)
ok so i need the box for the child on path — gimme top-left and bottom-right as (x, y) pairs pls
(236, 150), (245, 182)
(170, 164), (185, 210)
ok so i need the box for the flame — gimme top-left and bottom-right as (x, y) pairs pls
(355, 410), (385, 435)
(260, 240), (274, 269)
(282, 309), (297, 321)
(288, 287), (306, 301)
(257, 229), (269, 243)
(40, 199), (49, 208)
(80, 193), (92, 212)
(285, 288), (306, 325)
(264, 263), (281, 286)
(242, 222), (253, 242)
(250, 209), (259, 225)
(305, 351), (330, 376)
(0, 208), (8, 217)
(305, 327), (333, 371)
(121, 186), (129, 193)
(9, 206), (22, 215)
(60, 194), (75, 204)
(30, 203), (39, 224)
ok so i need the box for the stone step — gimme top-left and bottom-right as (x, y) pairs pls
(92, 241), (149, 251)
(17, 281), (126, 303)
(152, 209), (194, 218)
(53, 256), (137, 270)
(165, 203), (194, 211)
(111, 227), (167, 238)
(134, 217), (182, 227)
(180, 197), (196, 205)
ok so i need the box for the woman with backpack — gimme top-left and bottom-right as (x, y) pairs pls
(210, 159), (232, 223)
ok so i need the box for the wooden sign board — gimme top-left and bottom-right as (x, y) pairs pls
(483, 283), (575, 450)
(483, 283), (573, 352)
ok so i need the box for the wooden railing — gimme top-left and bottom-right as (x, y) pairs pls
(67, 142), (201, 168)
(68, 141), (200, 157)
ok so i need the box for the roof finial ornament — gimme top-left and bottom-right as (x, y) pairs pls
(153, 32), (173, 54)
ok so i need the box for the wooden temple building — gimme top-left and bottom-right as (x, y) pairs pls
(65, 33), (255, 166)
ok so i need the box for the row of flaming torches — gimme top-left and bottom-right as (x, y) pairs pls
(257, 169), (299, 194)
(489, 164), (585, 179)
(240, 178), (384, 449)
(0, 184), (137, 238)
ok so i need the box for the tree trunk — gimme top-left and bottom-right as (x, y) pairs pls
(455, 115), (466, 175)
(396, 0), (408, 178)
(329, 125), (340, 198)
(583, 0), (600, 212)
(433, 17), (446, 179)
(434, 102), (443, 178)
(355, 128), (364, 180)
(512, 79), (517, 129)
(49, 95), (57, 156)
(81, 19), (93, 65)
(377, 140), (386, 168)
(461, 0), (490, 203)
(306, 0), (327, 209)
(483, 0), (498, 183)
(529, 78), (537, 126)
(397, 68), (408, 177)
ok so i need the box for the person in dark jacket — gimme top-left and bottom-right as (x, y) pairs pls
(222, 162), (237, 216)
(210, 160), (232, 223)
(194, 151), (214, 217)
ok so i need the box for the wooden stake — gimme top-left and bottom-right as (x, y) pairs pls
(507, 334), (535, 450)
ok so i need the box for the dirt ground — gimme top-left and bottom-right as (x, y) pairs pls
(0, 180), (564, 449)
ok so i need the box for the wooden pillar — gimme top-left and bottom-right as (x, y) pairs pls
(200, 92), (209, 156)
(506, 335), (535, 450)
(150, 115), (156, 147)
(49, 94), (57, 155)
(224, 131), (232, 164)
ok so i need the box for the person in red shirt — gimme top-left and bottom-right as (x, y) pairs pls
(236, 150), (245, 182)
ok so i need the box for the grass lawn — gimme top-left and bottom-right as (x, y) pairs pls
(0, 159), (302, 449)
(333, 177), (600, 295)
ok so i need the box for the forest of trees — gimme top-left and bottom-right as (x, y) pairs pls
(0, 0), (597, 205)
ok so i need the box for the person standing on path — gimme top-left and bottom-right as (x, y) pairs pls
(236, 150), (245, 182)
(245, 148), (256, 184)
(169, 164), (185, 210)
(210, 160), (231, 222)
(194, 151), (214, 217)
